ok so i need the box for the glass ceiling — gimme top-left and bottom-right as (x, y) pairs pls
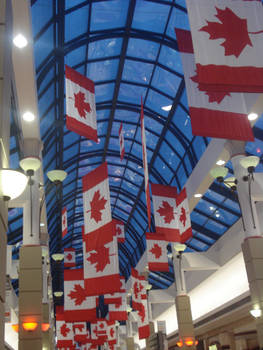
(7, 0), (263, 296)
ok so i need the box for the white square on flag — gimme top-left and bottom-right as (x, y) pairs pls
(65, 65), (98, 141)
(62, 207), (68, 238)
(176, 188), (192, 243)
(146, 233), (169, 272)
(113, 219), (125, 243)
(64, 248), (76, 268)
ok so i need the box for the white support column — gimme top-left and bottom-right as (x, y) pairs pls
(172, 246), (186, 296)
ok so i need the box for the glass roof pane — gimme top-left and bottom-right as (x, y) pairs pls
(127, 38), (160, 60)
(122, 60), (154, 85)
(88, 38), (122, 60)
(65, 4), (89, 42)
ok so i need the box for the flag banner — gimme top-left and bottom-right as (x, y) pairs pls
(185, 0), (263, 92)
(83, 235), (122, 296)
(140, 98), (152, 230)
(91, 321), (107, 345)
(64, 248), (76, 268)
(119, 122), (125, 161)
(151, 183), (179, 242)
(175, 28), (255, 141)
(113, 219), (125, 243)
(73, 322), (88, 344)
(107, 294), (128, 321)
(176, 188), (192, 243)
(146, 233), (169, 272)
(131, 269), (147, 312)
(82, 162), (112, 237)
(64, 268), (97, 321)
(137, 299), (150, 340)
(104, 276), (125, 305)
(62, 207), (68, 238)
(107, 321), (117, 345)
(56, 306), (74, 348)
(65, 65), (98, 141)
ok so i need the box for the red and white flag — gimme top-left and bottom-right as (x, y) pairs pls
(83, 234), (122, 296)
(65, 65), (98, 141)
(107, 294), (128, 321)
(185, 0), (263, 92)
(176, 188), (192, 243)
(82, 162), (112, 236)
(64, 268), (97, 321)
(146, 233), (169, 272)
(151, 183), (179, 242)
(91, 321), (107, 345)
(113, 219), (125, 243)
(56, 306), (74, 348)
(131, 269), (147, 312)
(140, 98), (152, 230)
(73, 322), (88, 344)
(107, 321), (117, 345)
(119, 123), (125, 161)
(64, 248), (76, 268)
(137, 299), (150, 340)
(62, 207), (68, 238)
(104, 276), (126, 305)
(175, 28), (255, 141)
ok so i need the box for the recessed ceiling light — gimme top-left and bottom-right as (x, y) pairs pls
(216, 159), (225, 166)
(23, 111), (35, 122)
(13, 34), (28, 48)
(248, 112), (258, 121)
(194, 193), (202, 198)
(162, 105), (172, 111)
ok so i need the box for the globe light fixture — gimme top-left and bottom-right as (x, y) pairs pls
(248, 112), (258, 121)
(22, 111), (35, 122)
(0, 169), (28, 201)
(13, 33), (28, 48)
(47, 169), (67, 184)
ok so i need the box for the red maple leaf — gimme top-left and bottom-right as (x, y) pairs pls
(68, 283), (88, 305)
(134, 281), (143, 299)
(87, 245), (111, 272)
(66, 253), (72, 261)
(63, 216), (66, 227)
(74, 324), (84, 332)
(74, 91), (91, 118)
(157, 201), (175, 224)
(138, 304), (145, 323)
(88, 190), (107, 223)
(150, 243), (162, 259)
(179, 207), (187, 227)
(110, 328), (115, 338)
(116, 225), (122, 236)
(60, 323), (70, 337)
(191, 73), (230, 104)
(200, 7), (252, 58)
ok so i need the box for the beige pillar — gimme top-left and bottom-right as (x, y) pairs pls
(42, 303), (53, 350)
(242, 236), (263, 348)
(146, 322), (155, 350)
(218, 332), (236, 350)
(19, 245), (43, 349)
(126, 337), (135, 350)
(175, 295), (196, 350)
(235, 338), (248, 350)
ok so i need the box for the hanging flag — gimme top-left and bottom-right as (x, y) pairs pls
(73, 322), (88, 344)
(64, 248), (76, 268)
(137, 299), (150, 340)
(176, 188), (192, 243)
(62, 207), (68, 238)
(107, 294), (128, 321)
(107, 321), (117, 346)
(113, 219), (125, 243)
(90, 321), (107, 346)
(151, 183), (179, 242)
(175, 28), (255, 141)
(56, 306), (74, 348)
(185, 0), (263, 92)
(104, 276), (126, 305)
(140, 98), (152, 230)
(82, 162), (112, 237)
(118, 122), (125, 161)
(131, 269), (147, 312)
(65, 65), (98, 141)
(64, 268), (97, 321)
(146, 233), (169, 272)
(83, 233), (122, 296)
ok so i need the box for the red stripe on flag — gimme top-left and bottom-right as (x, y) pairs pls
(57, 340), (74, 347)
(138, 324), (150, 340)
(65, 65), (95, 93)
(175, 28), (194, 54)
(64, 309), (97, 322)
(64, 268), (84, 281)
(151, 183), (177, 198)
(196, 64), (263, 93)
(148, 262), (170, 272)
(82, 162), (108, 192)
(84, 221), (113, 248)
(108, 311), (128, 321)
(145, 232), (166, 241)
(66, 116), (98, 142)
(189, 107), (254, 141)
(155, 226), (180, 242)
(84, 274), (122, 296)
(180, 226), (193, 244)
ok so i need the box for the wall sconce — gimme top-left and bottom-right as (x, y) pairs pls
(51, 253), (64, 262)
(20, 156), (41, 176)
(54, 291), (63, 298)
(250, 308), (262, 318)
(47, 169), (67, 185)
(145, 283), (152, 290)
(0, 169), (28, 201)
(22, 322), (38, 331)
(41, 323), (50, 332)
(210, 166), (237, 191)
(11, 324), (19, 333)
(176, 338), (198, 347)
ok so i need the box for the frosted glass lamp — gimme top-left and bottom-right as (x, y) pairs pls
(240, 156), (260, 173)
(0, 169), (28, 201)
(210, 166), (228, 182)
(224, 176), (237, 191)
(20, 156), (41, 176)
(51, 253), (64, 262)
(47, 170), (67, 184)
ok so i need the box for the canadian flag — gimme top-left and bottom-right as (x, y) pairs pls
(185, 0), (263, 92)
(119, 122), (125, 161)
(107, 321), (117, 345)
(151, 183), (179, 242)
(62, 207), (68, 238)
(56, 306), (74, 348)
(175, 28), (255, 141)
(107, 294), (128, 321)
(83, 234), (122, 296)
(64, 248), (76, 268)
(146, 233), (169, 272)
(104, 276), (126, 305)
(141, 98), (152, 231)
(64, 268), (97, 321)
(73, 322), (88, 344)
(176, 188), (192, 243)
(113, 219), (125, 243)
(65, 65), (98, 141)
(82, 162), (112, 236)
(131, 269), (147, 312)
(91, 320), (107, 345)
(137, 299), (150, 340)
